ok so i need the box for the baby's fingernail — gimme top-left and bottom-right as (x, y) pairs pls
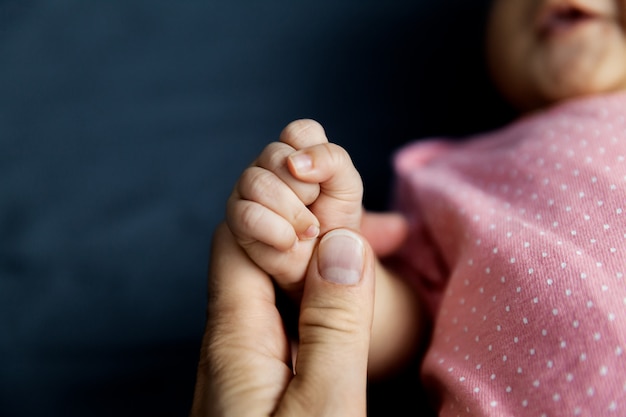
(289, 152), (312, 174)
(318, 229), (364, 285)
(300, 224), (320, 240)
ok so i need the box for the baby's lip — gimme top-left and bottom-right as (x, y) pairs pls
(535, 1), (606, 38)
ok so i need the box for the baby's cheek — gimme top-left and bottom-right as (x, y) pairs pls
(593, 35), (626, 94)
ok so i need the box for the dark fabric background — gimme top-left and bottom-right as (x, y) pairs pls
(0, 1), (513, 416)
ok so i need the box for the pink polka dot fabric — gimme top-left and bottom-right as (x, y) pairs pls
(393, 92), (626, 416)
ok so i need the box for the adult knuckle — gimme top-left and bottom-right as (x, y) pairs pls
(300, 303), (363, 337)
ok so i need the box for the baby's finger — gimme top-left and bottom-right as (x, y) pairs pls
(227, 197), (300, 252)
(232, 166), (320, 243)
(279, 119), (329, 150)
(287, 142), (363, 233)
(253, 120), (330, 206)
(254, 141), (320, 207)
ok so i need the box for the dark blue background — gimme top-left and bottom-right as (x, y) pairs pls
(0, 1), (512, 415)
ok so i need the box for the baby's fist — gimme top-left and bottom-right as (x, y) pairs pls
(283, 121), (363, 235)
(227, 119), (364, 290)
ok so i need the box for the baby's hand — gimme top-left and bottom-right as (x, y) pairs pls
(226, 119), (363, 292)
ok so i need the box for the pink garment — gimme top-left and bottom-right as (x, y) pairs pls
(393, 92), (626, 416)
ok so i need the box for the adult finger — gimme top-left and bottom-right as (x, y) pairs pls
(274, 229), (375, 417)
(190, 223), (292, 417)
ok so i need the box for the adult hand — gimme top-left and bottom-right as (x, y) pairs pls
(190, 222), (376, 417)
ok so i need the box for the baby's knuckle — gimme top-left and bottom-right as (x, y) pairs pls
(314, 142), (353, 173)
(281, 119), (326, 148)
(266, 145), (291, 171)
(283, 119), (319, 137)
(327, 143), (353, 167)
(258, 141), (291, 170)
(290, 203), (314, 225)
(295, 183), (320, 206)
(240, 167), (276, 201)
(237, 201), (264, 233)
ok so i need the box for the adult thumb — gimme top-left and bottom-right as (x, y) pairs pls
(274, 229), (375, 417)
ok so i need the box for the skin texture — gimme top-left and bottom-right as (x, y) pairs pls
(486, 0), (626, 111)
(226, 120), (363, 291)
(226, 119), (421, 376)
(191, 224), (376, 417)
(191, 120), (421, 416)
(194, 1), (626, 414)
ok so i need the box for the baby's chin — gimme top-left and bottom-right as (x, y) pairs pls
(508, 28), (626, 111)
(535, 70), (626, 109)
(506, 62), (626, 113)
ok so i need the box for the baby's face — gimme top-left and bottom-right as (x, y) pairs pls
(486, 0), (626, 111)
